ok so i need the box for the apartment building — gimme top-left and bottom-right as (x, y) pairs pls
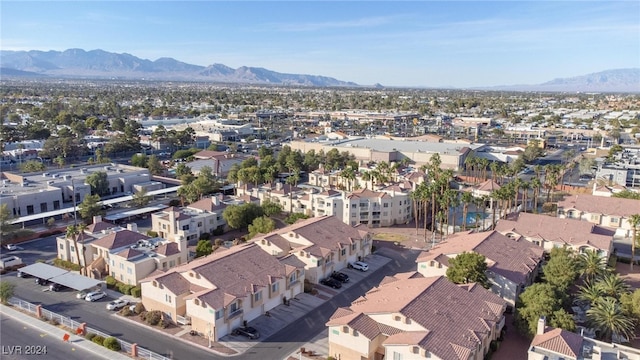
(151, 196), (227, 243)
(140, 243), (305, 340)
(416, 230), (544, 305)
(557, 194), (640, 237)
(326, 273), (507, 360)
(253, 215), (371, 284)
(496, 212), (614, 259)
(57, 218), (188, 284)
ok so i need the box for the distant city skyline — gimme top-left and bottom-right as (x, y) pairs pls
(2, 1), (638, 88)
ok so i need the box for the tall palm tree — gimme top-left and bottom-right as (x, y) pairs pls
(586, 297), (636, 342)
(66, 225), (84, 275)
(577, 281), (603, 304)
(578, 250), (609, 282)
(628, 214), (640, 270)
(361, 170), (372, 189)
(489, 161), (499, 182)
(520, 181), (530, 213)
(479, 158), (490, 181)
(531, 177), (542, 213)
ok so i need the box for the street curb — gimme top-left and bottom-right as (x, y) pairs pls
(0, 303), (132, 360)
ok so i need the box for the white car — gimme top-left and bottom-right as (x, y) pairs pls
(6, 244), (17, 251)
(351, 261), (369, 272)
(106, 299), (128, 311)
(85, 291), (107, 302)
(76, 291), (87, 299)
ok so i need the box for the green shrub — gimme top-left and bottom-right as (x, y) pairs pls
(120, 307), (132, 317)
(168, 199), (181, 207)
(146, 230), (158, 237)
(85, 333), (96, 341)
(91, 335), (105, 345)
(52, 258), (81, 271)
(199, 232), (211, 240)
(105, 276), (117, 288)
(103, 337), (121, 351)
(130, 286), (141, 298)
(145, 310), (162, 326)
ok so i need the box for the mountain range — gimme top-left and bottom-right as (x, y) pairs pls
(1, 48), (638, 92)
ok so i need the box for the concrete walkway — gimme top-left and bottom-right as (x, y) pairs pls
(0, 303), (132, 360)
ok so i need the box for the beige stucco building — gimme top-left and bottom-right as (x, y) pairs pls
(140, 242), (305, 340)
(557, 194), (640, 237)
(151, 196), (227, 243)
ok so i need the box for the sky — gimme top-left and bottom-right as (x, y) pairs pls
(1, 1), (639, 88)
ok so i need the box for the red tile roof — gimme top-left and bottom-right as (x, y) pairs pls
(327, 274), (506, 360)
(531, 328), (583, 358)
(558, 194), (640, 217)
(155, 242), (181, 256)
(115, 247), (143, 259)
(495, 212), (613, 252)
(86, 221), (115, 234)
(187, 197), (227, 212)
(91, 230), (150, 250)
(417, 230), (544, 285)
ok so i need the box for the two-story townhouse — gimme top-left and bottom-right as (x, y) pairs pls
(557, 194), (640, 237)
(495, 212), (614, 259)
(416, 230), (544, 305)
(342, 188), (412, 227)
(253, 215), (371, 284)
(140, 243), (305, 340)
(326, 273), (507, 360)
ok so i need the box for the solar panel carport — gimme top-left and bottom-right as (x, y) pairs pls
(18, 263), (104, 291)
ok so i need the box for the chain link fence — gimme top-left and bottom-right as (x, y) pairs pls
(8, 297), (170, 360)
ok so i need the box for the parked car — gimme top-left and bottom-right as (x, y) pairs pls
(350, 261), (369, 272)
(85, 291), (107, 302)
(76, 291), (87, 299)
(17, 270), (30, 278)
(232, 326), (260, 339)
(320, 277), (343, 289)
(35, 278), (49, 286)
(106, 299), (129, 311)
(5, 244), (17, 251)
(49, 283), (66, 292)
(330, 271), (349, 283)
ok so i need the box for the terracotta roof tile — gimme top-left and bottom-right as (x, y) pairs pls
(476, 180), (501, 192)
(531, 328), (583, 358)
(91, 230), (150, 250)
(155, 242), (181, 256)
(495, 212), (613, 252)
(558, 194), (640, 217)
(86, 221), (115, 234)
(115, 247), (143, 259)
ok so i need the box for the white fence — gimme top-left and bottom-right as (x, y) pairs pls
(8, 297), (170, 360)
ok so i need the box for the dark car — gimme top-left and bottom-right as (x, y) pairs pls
(35, 278), (49, 286)
(49, 283), (65, 292)
(232, 326), (260, 339)
(320, 277), (343, 289)
(330, 271), (349, 283)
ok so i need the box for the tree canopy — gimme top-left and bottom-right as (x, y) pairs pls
(248, 216), (276, 239)
(85, 171), (110, 196)
(222, 203), (264, 229)
(445, 251), (490, 288)
(78, 194), (105, 221)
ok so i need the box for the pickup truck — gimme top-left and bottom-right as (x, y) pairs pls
(0, 256), (23, 269)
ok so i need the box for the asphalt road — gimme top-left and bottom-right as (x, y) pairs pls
(3, 235), (59, 265)
(0, 317), (97, 360)
(4, 243), (421, 360)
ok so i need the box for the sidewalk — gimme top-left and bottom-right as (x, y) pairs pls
(0, 303), (132, 360)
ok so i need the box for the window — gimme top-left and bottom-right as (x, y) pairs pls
(342, 326), (349, 333)
(165, 294), (172, 303)
(317, 258), (323, 266)
(59, 243), (64, 250)
(215, 309), (223, 320)
(53, 200), (60, 210)
(40, 202), (48, 212)
(272, 283), (279, 293)
(70, 245), (75, 252)
(351, 243), (356, 251)
(194, 299), (200, 306)
(26, 205), (34, 215)
(182, 225), (189, 231)
(393, 352), (403, 360)
(610, 217), (619, 224)
(120, 274), (123, 281)
(591, 214), (599, 221)
(289, 272), (297, 283)
(197, 222), (202, 227)
(353, 330), (359, 337)
(169, 260), (175, 267)
(341, 248), (346, 256)
(230, 302), (238, 313)
(127, 267), (132, 275)
(412, 346), (419, 354)
(162, 224), (167, 230)
(120, 263), (124, 269)
(254, 291), (262, 302)
(351, 204), (357, 209)
(209, 219), (214, 224)
(394, 315), (401, 321)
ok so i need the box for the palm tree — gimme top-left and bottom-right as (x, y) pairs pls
(520, 181), (530, 213)
(490, 161), (499, 182)
(577, 281), (603, 304)
(361, 170), (372, 189)
(586, 297), (636, 342)
(578, 250), (609, 282)
(531, 177), (542, 213)
(66, 225), (84, 275)
(596, 273), (630, 300)
(479, 158), (490, 181)
(628, 214), (640, 270)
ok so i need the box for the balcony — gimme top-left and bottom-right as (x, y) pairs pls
(227, 309), (243, 321)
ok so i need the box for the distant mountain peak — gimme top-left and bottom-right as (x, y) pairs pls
(0, 48), (358, 87)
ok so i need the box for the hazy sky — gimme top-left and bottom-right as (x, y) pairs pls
(2, 1), (639, 88)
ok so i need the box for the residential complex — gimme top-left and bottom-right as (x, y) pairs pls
(253, 215), (372, 283)
(326, 273), (507, 360)
(416, 230), (544, 304)
(495, 212), (614, 258)
(57, 217), (188, 285)
(557, 194), (640, 237)
(140, 242), (305, 340)
(151, 196), (228, 243)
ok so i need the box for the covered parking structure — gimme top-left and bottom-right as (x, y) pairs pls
(18, 263), (104, 291)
